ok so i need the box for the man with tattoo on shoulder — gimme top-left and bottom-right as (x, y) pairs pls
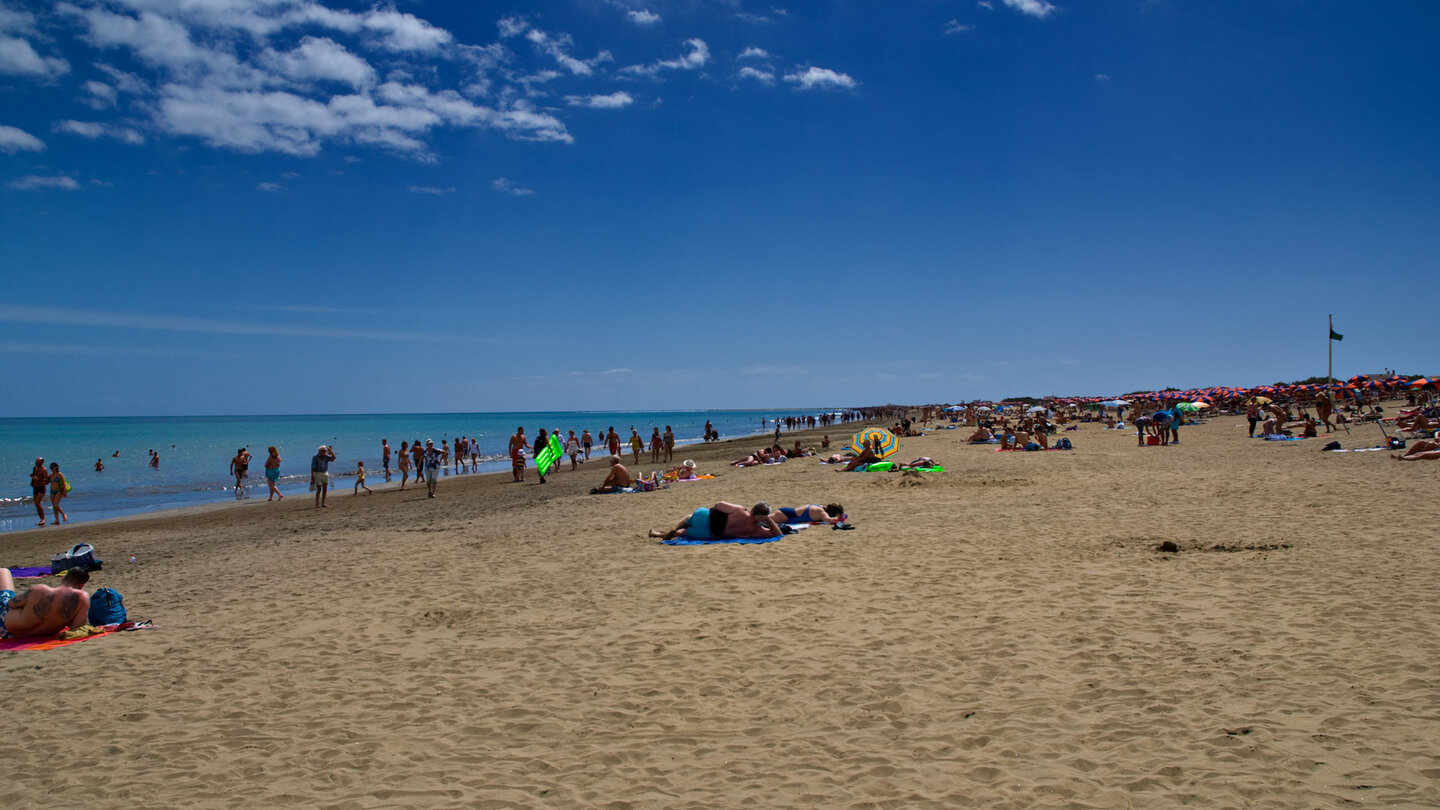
(0, 568), (91, 639)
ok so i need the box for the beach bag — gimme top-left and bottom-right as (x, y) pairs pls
(1056, 438), (1073, 450)
(1322, 440), (1342, 451)
(88, 587), (126, 626)
(63, 477), (72, 494)
(1388, 437), (1405, 450)
(51, 543), (101, 574)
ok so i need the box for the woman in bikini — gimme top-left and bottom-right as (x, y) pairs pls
(48, 462), (68, 525)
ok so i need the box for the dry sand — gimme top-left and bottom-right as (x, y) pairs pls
(2, 414), (1438, 808)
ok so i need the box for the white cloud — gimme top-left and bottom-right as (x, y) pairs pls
(1095, 73), (1110, 81)
(0, 124), (44, 153)
(738, 47), (770, 60)
(0, 33), (69, 78)
(525, 27), (612, 76)
(623, 38), (709, 77)
(362, 9), (452, 53)
(492, 177), (534, 196)
(408, 185), (454, 194)
(8, 174), (80, 190)
(565, 91), (633, 109)
(627, 10), (660, 26)
(977, 1), (995, 8)
(82, 79), (118, 108)
(784, 66), (857, 91)
(263, 36), (375, 89)
(256, 181), (282, 191)
(55, 119), (146, 144)
(1003, 0), (1057, 18)
(737, 66), (774, 86)
(944, 20), (973, 35)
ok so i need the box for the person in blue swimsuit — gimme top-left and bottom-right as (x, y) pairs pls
(777, 504), (846, 524)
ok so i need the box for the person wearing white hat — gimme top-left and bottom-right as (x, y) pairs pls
(311, 444), (336, 508)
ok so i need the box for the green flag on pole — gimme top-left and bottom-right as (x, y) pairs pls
(1329, 328), (1343, 342)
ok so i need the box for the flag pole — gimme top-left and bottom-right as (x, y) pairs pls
(1328, 314), (1349, 435)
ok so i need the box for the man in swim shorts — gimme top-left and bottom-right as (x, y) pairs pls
(650, 502), (782, 541)
(1, 568), (90, 639)
(593, 456), (634, 493)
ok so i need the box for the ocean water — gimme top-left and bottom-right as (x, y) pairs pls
(0, 409), (839, 534)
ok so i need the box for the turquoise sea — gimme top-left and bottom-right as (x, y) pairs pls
(0, 409), (840, 533)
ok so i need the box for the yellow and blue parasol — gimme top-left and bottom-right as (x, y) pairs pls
(849, 427), (899, 459)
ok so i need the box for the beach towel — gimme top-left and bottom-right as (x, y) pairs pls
(675, 474), (717, 481)
(0, 626), (119, 652)
(662, 535), (783, 546)
(1261, 435), (1306, 441)
(6, 566), (52, 579)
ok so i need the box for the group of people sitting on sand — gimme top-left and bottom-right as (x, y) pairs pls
(731, 441), (815, 467)
(649, 501), (847, 541)
(592, 456), (703, 494)
(963, 415), (1055, 450)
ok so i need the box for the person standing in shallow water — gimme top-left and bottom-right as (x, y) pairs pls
(30, 458), (49, 527)
(48, 462), (68, 524)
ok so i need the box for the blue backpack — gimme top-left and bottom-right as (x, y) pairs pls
(88, 588), (127, 626)
(1056, 438), (1074, 450)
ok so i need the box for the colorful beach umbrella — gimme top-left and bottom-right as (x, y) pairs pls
(849, 428), (899, 459)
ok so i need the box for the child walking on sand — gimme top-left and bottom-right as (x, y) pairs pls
(354, 460), (372, 495)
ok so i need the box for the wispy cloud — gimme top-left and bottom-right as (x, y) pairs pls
(0, 124), (44, 153)
(622, 38), (709, 77)
(737, 66), (775, 86)
(54, 119), (145, 145)
(784, 66), (857, 91)
(0, 341), (212, 358)
(492, 177), (534, 196)
(256, 182), (283, 192)
(8, 175), (80, 190)
(408, 185), (455, 195)
(0, 5), (70, 80)
(738, 47), (771, 60)
(944, 20), (974, 36)
(1095, 73), (1110, 81)
(1003, 0), (1057, 19)
(627, 10), (661, 26)
(565, 91), (634, 109)
(0, 304), (492, 344)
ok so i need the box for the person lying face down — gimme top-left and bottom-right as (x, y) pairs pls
(650, 502), (782, 541)
(776, 503), (846, 524)
(0, 568), (90, 639)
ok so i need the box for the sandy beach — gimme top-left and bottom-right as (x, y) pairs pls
(2, 414), (1437, 808)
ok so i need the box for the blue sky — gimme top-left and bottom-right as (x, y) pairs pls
(2, 0), (1436, 417)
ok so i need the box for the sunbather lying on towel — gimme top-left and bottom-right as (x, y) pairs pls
(649, 501), (782, 541)
(1, 568), (90, 639)
(965, 427), (994, 443)
(777, 503), (846, 524)
(1394, 439), (1440, 461)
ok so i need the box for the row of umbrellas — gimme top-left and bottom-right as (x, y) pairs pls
(941, 375), (1435, 413)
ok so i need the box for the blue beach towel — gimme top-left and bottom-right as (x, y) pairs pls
(661, 535), (783, 546)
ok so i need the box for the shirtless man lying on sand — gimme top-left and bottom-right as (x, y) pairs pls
(650, 502), (781, 541)
(1, 568), (90, 639)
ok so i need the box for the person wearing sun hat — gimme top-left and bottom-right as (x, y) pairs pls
(311, 444), (336, 508)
